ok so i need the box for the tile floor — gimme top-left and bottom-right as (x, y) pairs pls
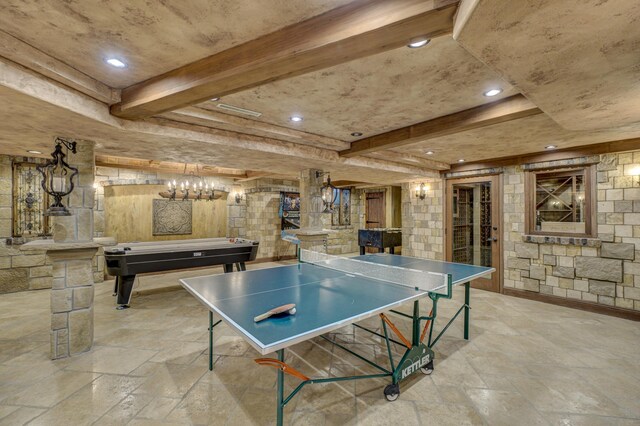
(0, 260), (639, 425)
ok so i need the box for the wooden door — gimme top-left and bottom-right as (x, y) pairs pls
(365, 191), (385, 252)
(445, 175), (502, 293)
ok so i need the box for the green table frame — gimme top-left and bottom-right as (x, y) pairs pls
(206, 275), (472, 426)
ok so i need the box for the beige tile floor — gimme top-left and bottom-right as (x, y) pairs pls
(1, 260), (639, 425)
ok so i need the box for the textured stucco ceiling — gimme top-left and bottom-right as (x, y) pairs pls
(401, 114), (640, 164)
(455, 0), (640, 131)
(0, 0), (639, 180)
(204, 36), (518, 142)
(0, 0), (353, 88)
(0, 84), (428, 184)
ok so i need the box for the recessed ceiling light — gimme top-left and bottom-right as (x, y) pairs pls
(351, 132), (363, 137)
(545, 145), (557, 150)
(290, 115), (303, 122)
(407, 38), (430, 48)
(105, 58), (127, 68)
(425, 150), (434, 155)
(27, 150), (42, 154)
(483, 88), (502, 97)
(458, 159), (465, 163)
(211, 97), (220, 101)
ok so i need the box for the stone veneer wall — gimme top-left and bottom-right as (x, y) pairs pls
(228, 178), (364, 258)
(504, 152), (640, 311)
(401, 178), (445, 260)
(238, 178), (299, 260)
(1, 160), (237, 294)
(321, 188), (364, 255)
(1, 155), (53, 293)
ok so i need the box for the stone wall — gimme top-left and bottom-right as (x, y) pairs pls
(241, 178), (299, 260)
(1, 155), (53, 293)
(503, 151), (640, 311)
(231, 178), (365, 258)
(0, 244), (52, 292)
(0, 155), (11, 237)
(322, 188), (364, 255)
(401, 178), (445, 260)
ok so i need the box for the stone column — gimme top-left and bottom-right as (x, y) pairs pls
(49, 246), (98, 358)
(52, 140), (95, 243)
(297, 169), (328, 252)
(299, 169), (324, 230)
(22, 139), (99, 359)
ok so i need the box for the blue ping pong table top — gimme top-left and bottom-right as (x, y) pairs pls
(180, 253), (494, 355)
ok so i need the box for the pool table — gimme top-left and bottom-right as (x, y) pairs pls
(104, 237), (259, 308)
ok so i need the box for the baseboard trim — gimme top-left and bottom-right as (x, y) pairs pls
(503, 288), (640, 321)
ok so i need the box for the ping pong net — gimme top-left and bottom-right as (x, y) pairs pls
(299, 249), (450, 294)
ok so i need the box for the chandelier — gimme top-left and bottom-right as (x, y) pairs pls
(159, 164), (223, 201)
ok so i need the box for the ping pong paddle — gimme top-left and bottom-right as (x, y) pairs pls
(254, 304), (297, 322)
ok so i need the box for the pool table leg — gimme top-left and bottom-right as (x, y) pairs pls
(223, 264), (233, 273)
(116, 275), (136, 309)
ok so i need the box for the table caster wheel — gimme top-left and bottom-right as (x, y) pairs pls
(384, 383), (400, 402)
(421, 360), (434, 375)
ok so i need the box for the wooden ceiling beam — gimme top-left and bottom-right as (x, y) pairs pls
(111, 0), (459, 119)
(95, 155), (248, 179)
(164, 106), (350, 150)
(364, 150), (449, 170)
(340, 94), (543, 158)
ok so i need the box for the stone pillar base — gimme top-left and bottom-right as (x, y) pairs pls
(47, 246), (98, 359)
(296, 231), (329, 253)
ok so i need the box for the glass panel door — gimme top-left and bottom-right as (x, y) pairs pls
(447, 176), (501, 292)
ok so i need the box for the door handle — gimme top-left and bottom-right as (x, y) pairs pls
(486, 237), (497, 242)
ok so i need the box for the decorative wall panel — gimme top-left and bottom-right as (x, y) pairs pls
(152, 199), (192, 235)
(12, 162), (50, 237)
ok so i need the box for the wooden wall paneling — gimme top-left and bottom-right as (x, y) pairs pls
(103, 185), (227, 243)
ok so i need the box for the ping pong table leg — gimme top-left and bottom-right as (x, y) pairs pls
(464, 282), (470, 340)
(208, 313), (222, 371)
(276, 349), (285, 426)
(209, 311), (214, 371)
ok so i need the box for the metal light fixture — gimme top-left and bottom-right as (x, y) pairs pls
(234, 190), (244, 204)
(415, 183), (427, 200)
(316, 171), (338, 213)
(36, 137), (79, 216)
(161, 165), (219, 201)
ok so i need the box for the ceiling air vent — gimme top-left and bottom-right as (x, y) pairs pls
(216, 103), (262, 117)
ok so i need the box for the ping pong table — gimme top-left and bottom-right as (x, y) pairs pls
(180, 250), (494, 425)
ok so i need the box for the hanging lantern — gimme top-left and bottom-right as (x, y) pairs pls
(36, 137), (79, 216)
(317, 171), (338, 213)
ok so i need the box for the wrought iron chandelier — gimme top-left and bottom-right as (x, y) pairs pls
(36, 137), (79, 216)
(161, 164), (220, 201)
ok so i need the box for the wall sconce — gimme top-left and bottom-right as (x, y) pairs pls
(234, 190), (244, 204)
(415, 183), (427, 200)
(628, 165), (640, 187)
(36, 137), (79, 216)
(316, 171), (338, 213)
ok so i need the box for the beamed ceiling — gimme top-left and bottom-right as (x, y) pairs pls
(0, 0), (639, 183)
